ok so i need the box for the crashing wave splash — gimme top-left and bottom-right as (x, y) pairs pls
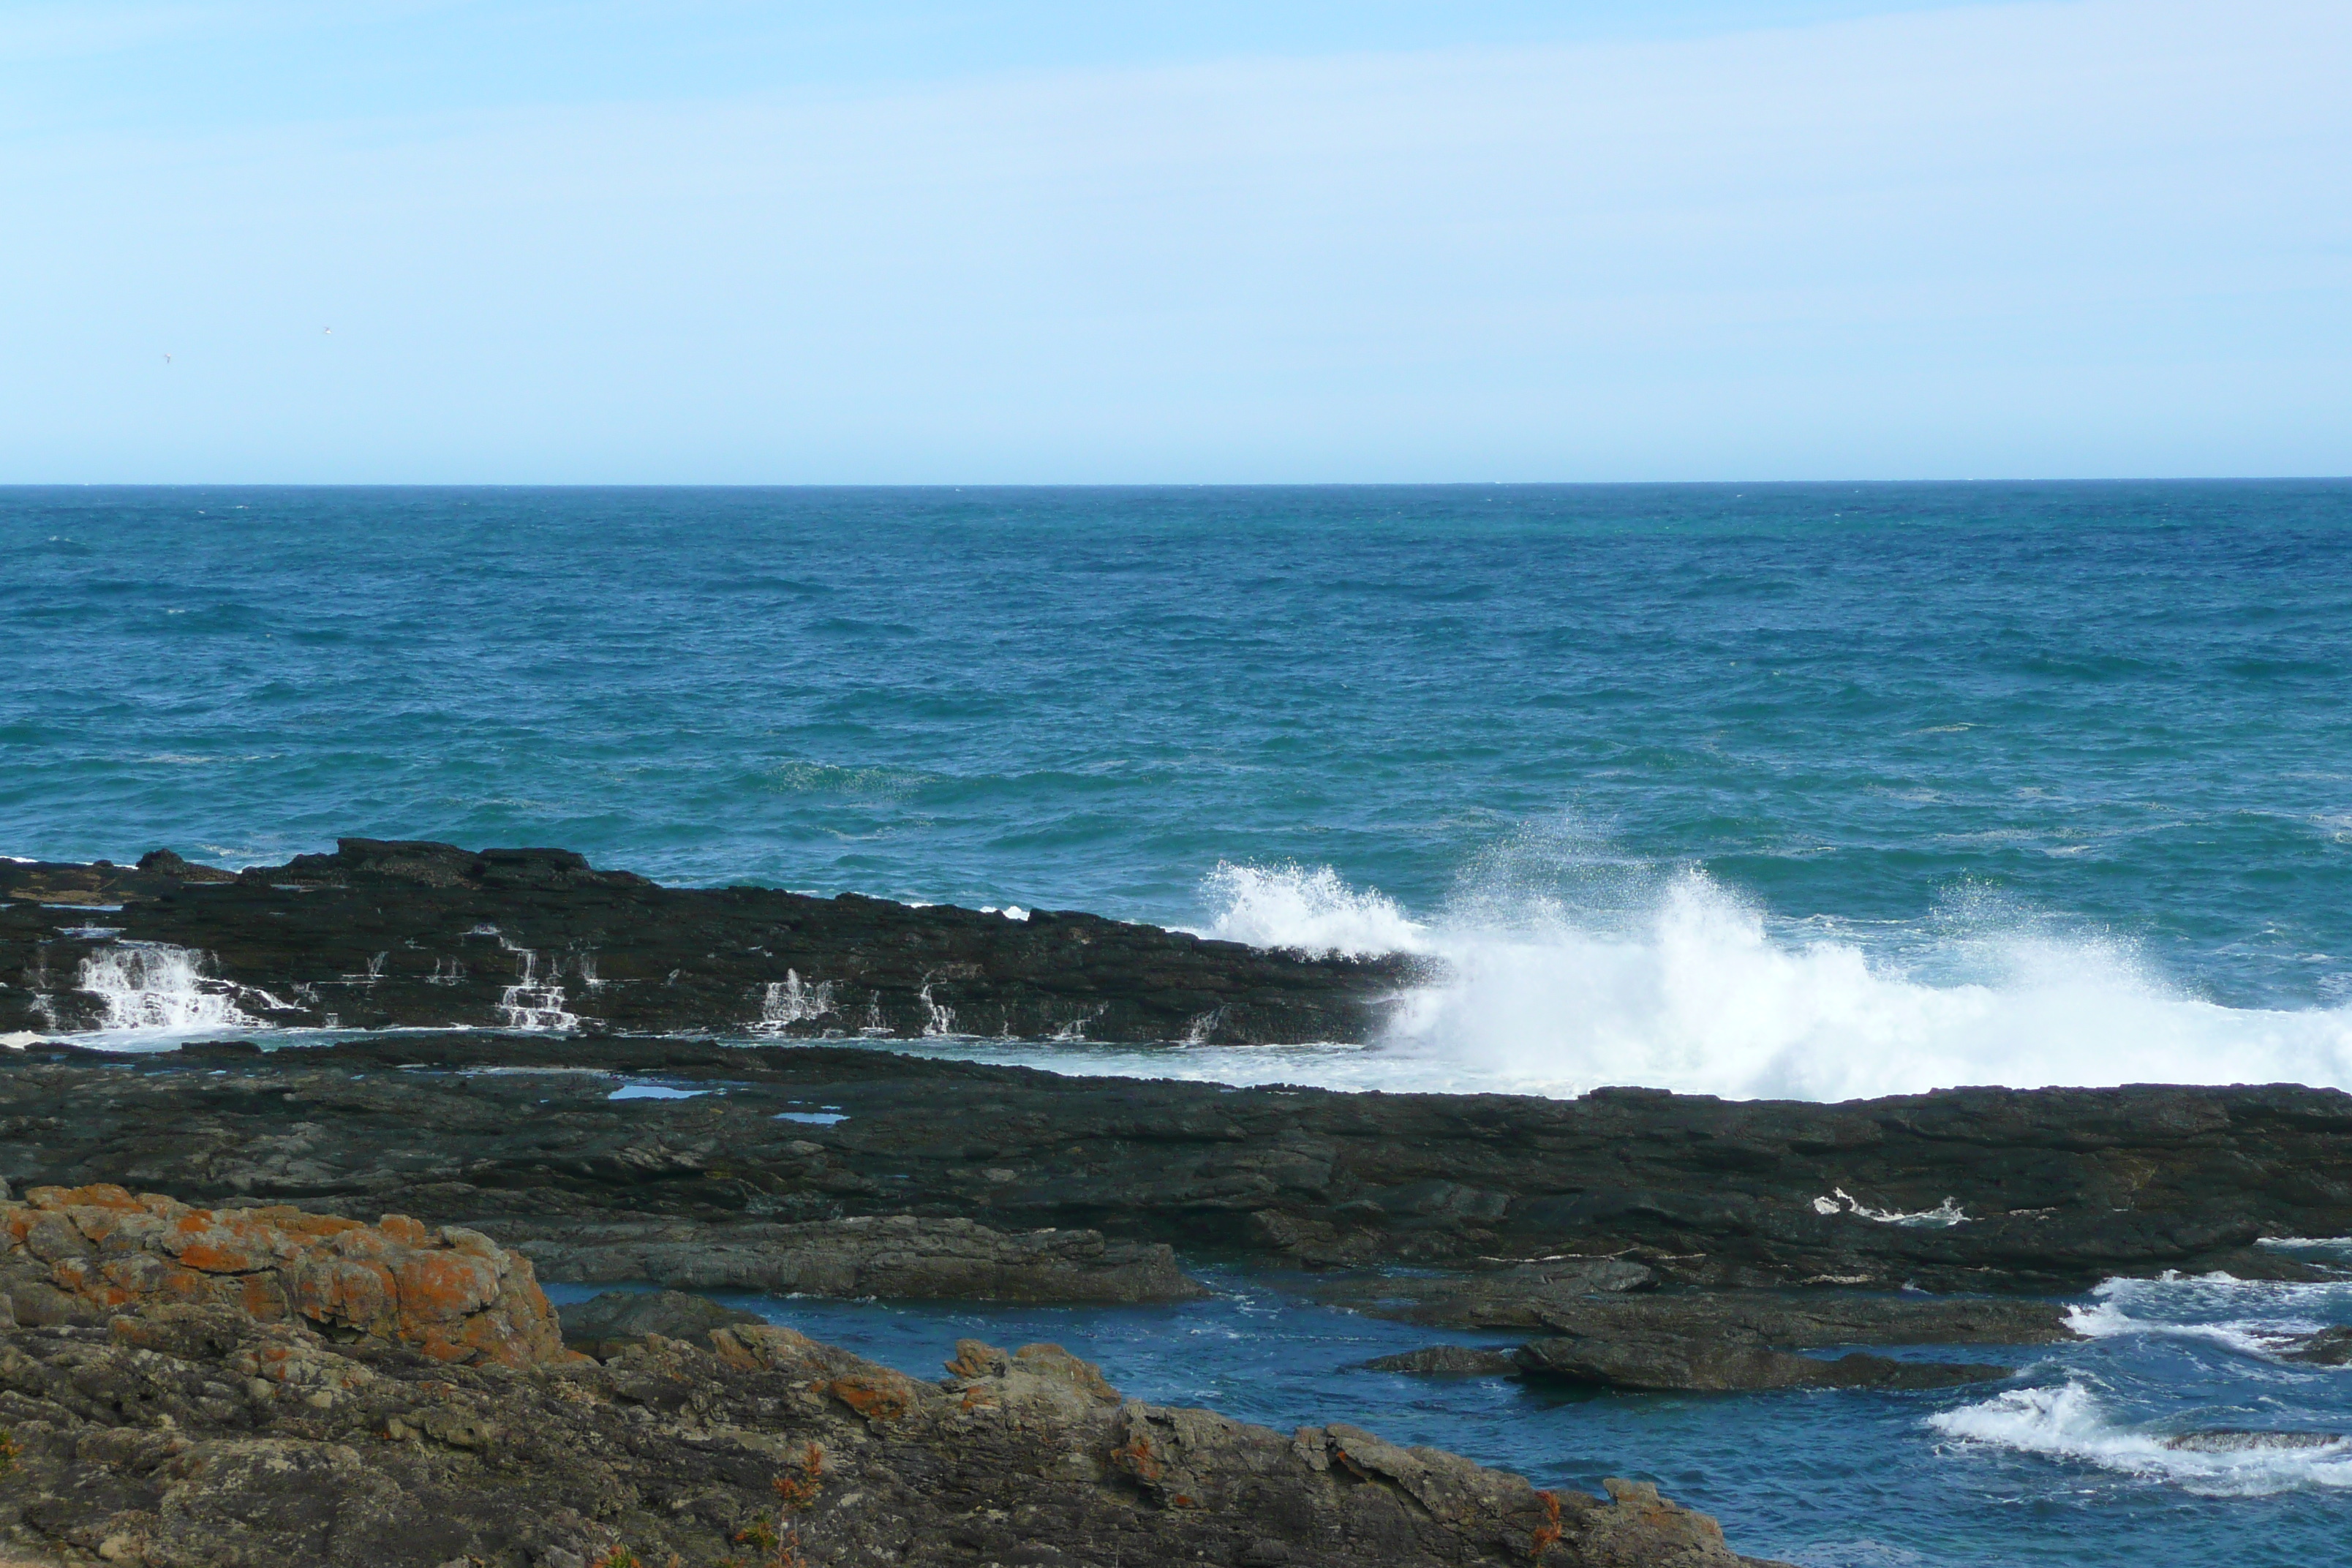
(1199, 860), (2352, 1101)
(1930, 1382), (2352, 1496)
(75, 943), (257, 1033)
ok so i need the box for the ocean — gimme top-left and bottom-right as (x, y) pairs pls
(7, 481), (2352, 1563)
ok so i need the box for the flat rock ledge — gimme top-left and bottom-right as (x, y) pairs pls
(0, 841), (1409, 1044)
(486, 1214), (1208, 1303)
(0, 1194), (1787, 1568)
(1357, 1291), (2073, 1393)
(1512, 1333), (2010, 1393)
(1318, 1280), (2078, 1344)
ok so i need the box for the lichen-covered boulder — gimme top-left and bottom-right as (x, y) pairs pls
(0, 1183), (566, 1365)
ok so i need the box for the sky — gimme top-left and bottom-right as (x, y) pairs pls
(4, 1), (2347, 483)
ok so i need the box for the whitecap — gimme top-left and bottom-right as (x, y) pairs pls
(1930, 1382), (2352, 1496)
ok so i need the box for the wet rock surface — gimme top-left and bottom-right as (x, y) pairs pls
(2283, 1324), (2352, 1365)
(1511, 1333), (2011, 1393)
(0, 843), (1406, 1044)
(495, 1213), (1206, 1303)
(1319, 1284), (2078, 1343)
(1363, 1346), (1523, 1377)
(0, 1198), (1788, 1568)
(1, 1035), (2346, 1294)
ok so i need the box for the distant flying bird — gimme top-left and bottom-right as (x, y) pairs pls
(162, 353), (172, 364)
(323, 327), (333, 334)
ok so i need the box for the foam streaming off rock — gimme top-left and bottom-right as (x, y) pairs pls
(756, 970), (837, 1030)
(495, 942), (580, 1031)
(1929, 1383), (2352, 1496)
(75, 943), (255, 1033)
(1201, 862), (2352, 1101)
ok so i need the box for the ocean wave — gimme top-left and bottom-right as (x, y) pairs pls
(1200, 861), (2352, 1101)
(1929, 1382), (2352, 1496)
(2059, 1273), (2352, 1360)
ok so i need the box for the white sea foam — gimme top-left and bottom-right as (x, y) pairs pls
(75, 943), (256, 1036)
(1199, 861), (2352, 1101)
(2059, 1273), (2352, 1358)
(1201, 862), (1427, 958)
(1929, 1382), (2352, 1496)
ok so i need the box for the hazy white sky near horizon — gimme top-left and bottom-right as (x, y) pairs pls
(4, 1), (2347, 482)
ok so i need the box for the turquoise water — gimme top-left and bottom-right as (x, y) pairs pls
(10, 483), (2352, 1563)
(7, 483), (2351, 1095)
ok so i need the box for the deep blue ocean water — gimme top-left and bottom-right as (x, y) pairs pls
(9, 483), (2352, 1562)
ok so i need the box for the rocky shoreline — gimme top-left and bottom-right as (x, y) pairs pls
(0, 843), (1405, 1044)
(11, 845), (2352, 1562)
(0, 1184), (1784, 1567)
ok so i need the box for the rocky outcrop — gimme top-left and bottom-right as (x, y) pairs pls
(1512, 1332), (2010, 1392)
(0, 1202), (1789, 1568)
(1363, 1292), (2065, 1393)
(1319, 1283), (2078, 1343)
(0, 842), (1407, 1044)
(554, 1289), (765, 1359)
(493, 1213), (1206, 1303)
(0, 1185), (564, 1368)
(2283, 1325), (2352, 1365)
(1364, 1346), (1523, 1376)
(5, 1034), (2347, 1293)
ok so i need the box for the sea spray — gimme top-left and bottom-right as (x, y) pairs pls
(75, 943), (254, 1033)
(1200, 862), (2352, 1100)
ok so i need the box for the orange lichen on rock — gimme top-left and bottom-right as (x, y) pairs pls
(0, 1186), (567, 1366)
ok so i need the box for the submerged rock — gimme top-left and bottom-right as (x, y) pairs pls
(0, 1192), (1790, 1568)
(1323, 1282), (2078, 1343)
(1362, 1344), (1523, 1376)
(2283, 1324), (2352, 1365)
(2163, 1428), (2349, 1452)
(1514, 1330), (2011, 1392)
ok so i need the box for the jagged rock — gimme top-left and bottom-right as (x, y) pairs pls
(555, 1288), (765, 1357)
(1514, 1329), (2010, 1392)
(2162, 1428), (2348, 1452)
(494, 1213), (1207, 1303)
(0, 843), (1407, 1043)
(2283, 1324), (2352, 1365)
(0, 1183), (566, 1367)
(0, 1194), (1789, 1567)
(1362, 1345), (1522, 1376)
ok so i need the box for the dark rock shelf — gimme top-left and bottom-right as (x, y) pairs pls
(2, 1033), (2347, 1295)
(1, 840), (1410, 1043)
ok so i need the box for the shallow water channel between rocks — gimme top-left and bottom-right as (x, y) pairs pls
(546, 1267), (2352, 1568)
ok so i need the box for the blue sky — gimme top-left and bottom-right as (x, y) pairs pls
(5, 1), (2347, 481)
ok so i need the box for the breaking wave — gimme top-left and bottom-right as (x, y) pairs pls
(1199, 861), (2352, 1101)
(1929, 1382), (2352, 1496)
